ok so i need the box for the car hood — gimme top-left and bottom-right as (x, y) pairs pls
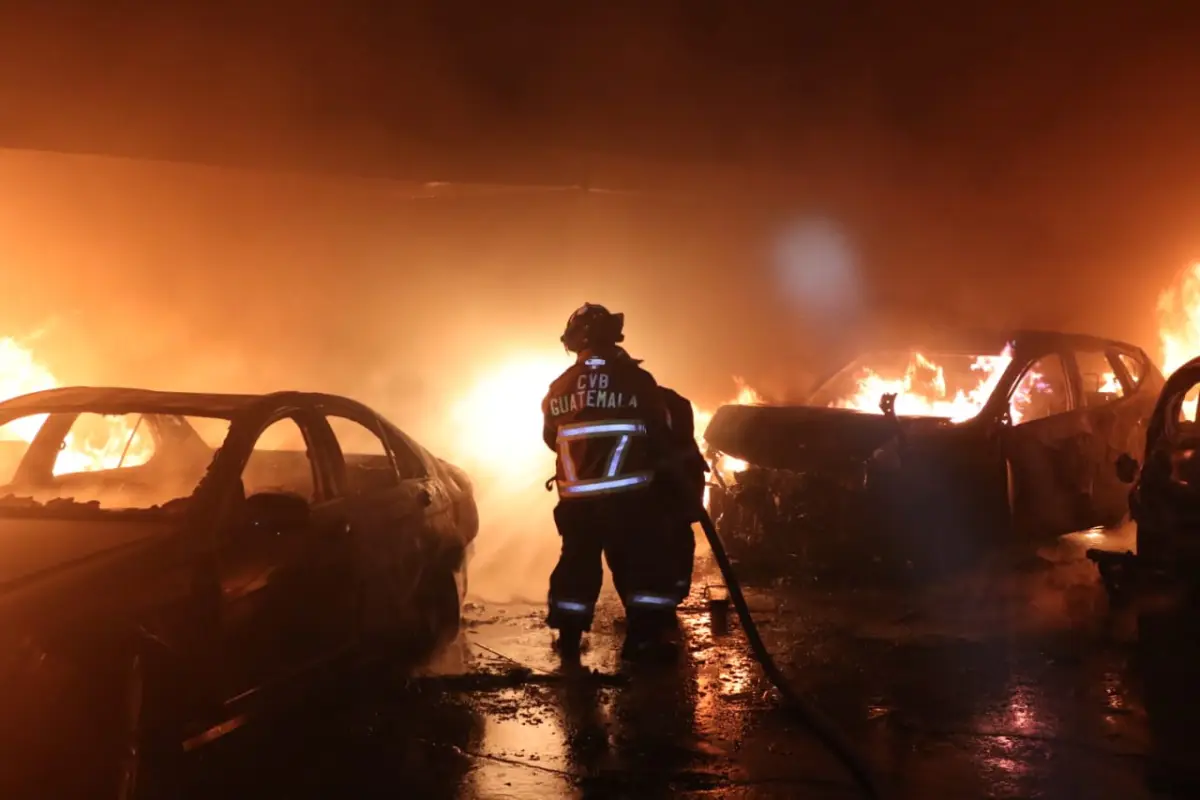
(703, 403), (955, 471)
(0, 515), (173, 590)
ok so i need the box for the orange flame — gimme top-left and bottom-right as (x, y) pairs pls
(831, 348), (1014, 423)
(1158, 262), (1200, 378)
(0, 336), (151, 475)
(1158, 262), (1200, 420)
(692, 377), (760, 494)
(447, 354), (565, 481)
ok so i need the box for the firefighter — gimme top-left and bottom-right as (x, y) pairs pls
(658, 385), (709, 603)
(542, 303), (682, 662)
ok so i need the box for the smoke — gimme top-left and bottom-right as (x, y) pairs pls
(460, 476), (558, 603)
(3, 0), (1199, 608)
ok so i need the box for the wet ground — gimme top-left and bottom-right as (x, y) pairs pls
(187, 525), (1200, 799)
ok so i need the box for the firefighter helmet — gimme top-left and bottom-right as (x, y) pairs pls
(560, 303), (625, 353)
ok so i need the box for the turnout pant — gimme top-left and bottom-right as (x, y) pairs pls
(605, 482), (700, 605)
(547, 492), (679, 635)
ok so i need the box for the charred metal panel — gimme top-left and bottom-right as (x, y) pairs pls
(704, 403), (904, 471)
(1122, 357), (1200, 566)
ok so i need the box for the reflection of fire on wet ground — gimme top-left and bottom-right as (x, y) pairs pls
(442, 544), (850, 791)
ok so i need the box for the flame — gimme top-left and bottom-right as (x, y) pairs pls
(0, 336), (152, 475)
(832, 348), (1014, 423)
(1158, 262), (1200, 420)
(53, 414), (154, 475)
(693, 377), (760, 497)
(447, 354), (565, 482)
(0, 337), (58, 442)
(1007, 362), (1045, 426)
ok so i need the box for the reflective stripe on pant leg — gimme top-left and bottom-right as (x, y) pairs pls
(627, 592), (679, 610)
(551, 599), (594, 615)
(546, 596), (596, 630)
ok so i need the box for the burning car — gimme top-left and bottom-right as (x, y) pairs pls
(0, 387), (477, 798)
(703, 330), (1163, 573)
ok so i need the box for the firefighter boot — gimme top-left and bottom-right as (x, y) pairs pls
(620, 612), (679, 664)
(553, 625), (584, 662)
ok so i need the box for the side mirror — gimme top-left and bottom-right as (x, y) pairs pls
(245, 491), (311, 534)
(1115, 453), (1140, 484)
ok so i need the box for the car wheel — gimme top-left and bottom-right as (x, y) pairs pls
(422, 566), (463, 652)
(364, 561), (464, 668)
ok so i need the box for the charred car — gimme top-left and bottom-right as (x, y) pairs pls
(0, 387), (478, 798)
(1088, 355), (1200, 604)
(703, 331), (1163, 572)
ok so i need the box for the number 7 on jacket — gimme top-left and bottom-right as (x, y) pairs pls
(554, 420), (654, 497)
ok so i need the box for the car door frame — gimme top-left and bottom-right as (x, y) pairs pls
(1063, 345), (1148, 527)
(1002, 347), (1093, 538)
(312, 398), (441, 648)
(211, 403), (353, 698)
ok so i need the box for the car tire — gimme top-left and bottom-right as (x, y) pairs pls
(422, 566), (463, 653)
(359, 552), (463, 669)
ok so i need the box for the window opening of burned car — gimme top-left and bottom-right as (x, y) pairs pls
(1165, 357), (1200, 424)
(1163, 372), (1200, 486)
(55, 412), (155, 475)
(808, 346), (1014, 422)
(240, 417), (315, 502)
(325, 415), (399, 494)
(1008, 354), (1071, 425)
(116, 414), (145, 469)
(1117, 352), (1144, 387)
(0, 411), (233, 511)
(1074, 350), (1125, 407)
(1176, 381), (1200, 425)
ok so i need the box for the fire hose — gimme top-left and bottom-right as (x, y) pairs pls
(692, 501), (879, 798)
(544, 473), (880, 798)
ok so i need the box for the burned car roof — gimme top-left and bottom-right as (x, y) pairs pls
(855, 328), (1147, 357)
(1008, 329), (1150, 356)
(0, 386), (317, 420)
